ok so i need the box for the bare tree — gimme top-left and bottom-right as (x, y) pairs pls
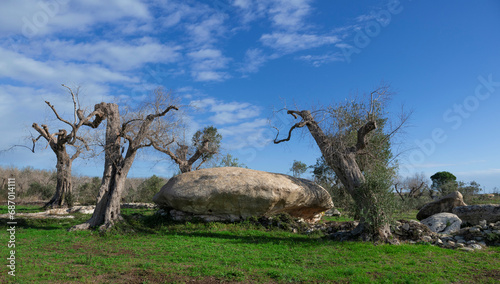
(71, 88), (178, 231)
(30, 85), (102, 208)
(274, 86), (410, 243)
(394, 173), (429, 201)
(152, 126), (222, 173)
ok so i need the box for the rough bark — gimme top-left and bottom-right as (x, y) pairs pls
(44, 149), (73, 208)
(32, 88), (103, 208)
(275, 109), (396, 243)
(71, 102), (178, 231)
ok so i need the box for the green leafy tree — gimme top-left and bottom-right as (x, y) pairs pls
(290, 160), (308, 178)
(218, 153), (247, 168)
(431, 171), (457, 195)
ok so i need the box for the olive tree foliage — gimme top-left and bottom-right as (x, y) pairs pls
(274, 86), (410, 243)
(218, 153), (247, 168)
(71, 88), (179, 231)
(290, 160), (308, 178)
(152, 125), (222, 173)
(29, 85), (100, 208)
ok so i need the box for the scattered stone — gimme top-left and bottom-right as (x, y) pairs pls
(422, 236), (433, 242)
(421, 213), (462, 234)
(153, 167), (333, 223)
(470, 244), (482, 250)
(417, 191), (466, 221)
(452, 204), (500, 225)
(402, 223), (410, 231)
(121, 203), (157, 209)
(460, 247), (475, 252)
(325, 208), (342, 217)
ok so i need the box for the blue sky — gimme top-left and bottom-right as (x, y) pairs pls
(0, 0), (499, 192)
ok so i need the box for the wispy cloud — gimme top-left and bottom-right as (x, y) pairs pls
(187, 48), (231, 82)
(260, 32), (340, 54)
(191, 98), (260, 124)
(41, 38), (181, 71)
(239, 48), (269, 74)
(0, 47), (136, 86)
(297, 53), (344, 66)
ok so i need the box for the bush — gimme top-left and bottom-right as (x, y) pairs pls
(27, 182), (54, 200)
(353, 164), (397, 235)
(75, 177), (101, 205)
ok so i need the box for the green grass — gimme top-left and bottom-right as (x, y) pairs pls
(1, 206), (499, 283)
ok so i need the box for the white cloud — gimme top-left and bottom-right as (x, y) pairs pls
(0, 0), (151, 37)
(232, 0), (311, 30)
(268, 0), (311, 31)
(239, 48), (268, 74)
(298, 53), (344, 66)
(0, 47), (136, 86)
(260, 32), (340, 53)
(191, 98), (261, 124)
(42, 38), (182, 71)
(186, 13), (227, 45)
(219, 118), (272, 149)
(187, 48), (231, 82)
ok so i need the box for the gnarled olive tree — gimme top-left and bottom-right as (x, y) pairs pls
(32, 85), (102, 208)
(274, 86), (409, 243)
(71, 89), (178, 231)
(152, 126), (222, 173)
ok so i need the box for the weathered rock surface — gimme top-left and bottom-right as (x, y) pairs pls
(153, 167), (334, 223)
(420, 213), (462, 234)
(452, 204), (500, 225)
(416, 191), (466, 221)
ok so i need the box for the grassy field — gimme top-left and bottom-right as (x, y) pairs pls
(1, 206), (499, 283)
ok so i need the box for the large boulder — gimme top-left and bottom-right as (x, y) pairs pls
(153, 167), (334, 223)
(420, 213), (462, 234)
(416, 191), (466, 221)
(452, 204), (500, 225)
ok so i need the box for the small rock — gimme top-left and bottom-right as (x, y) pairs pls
(435, 239), (444, 245)
(467, 240), (477, 245)
(457, 243), (465, 248)
(460, 247), (475, 252)
(469, 227), (481, 234)
(470, 244), (482, 250)
(422, 236), (433, 242)
(402, 223), (410, 231)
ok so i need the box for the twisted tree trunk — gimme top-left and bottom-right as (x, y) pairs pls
(71, 101), (177, 231)
(275, 110), (395, 243)
(44, 149), (73, 208)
